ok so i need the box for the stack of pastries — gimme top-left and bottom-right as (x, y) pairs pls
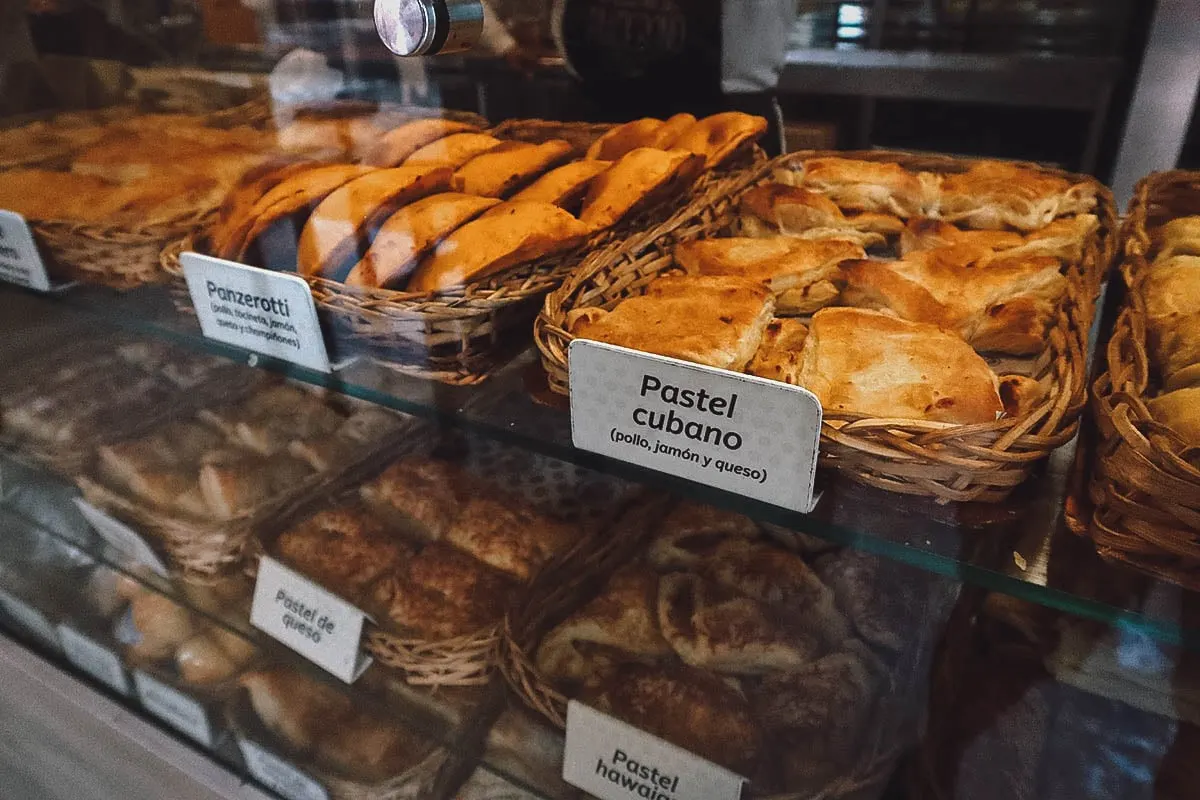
(89, 384), (406, 521)
(569, 156), (1101, 426)
(533, 502), (898, 792)
(205, 112), (765, 294)
(0, 112), (275, 226)
(272, 454), (583, 641)
(1139, 216), (1200, 445)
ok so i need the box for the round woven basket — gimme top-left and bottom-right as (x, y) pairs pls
(536, 149), (1116, 503)
(1087, 170), (1200, 589)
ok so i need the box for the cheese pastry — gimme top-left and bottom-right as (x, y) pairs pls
(443, 495), (576, 582)
(740, 183), (904, 239)
(407, 200), (590, 292)
(669, 111), (767, 168)
(345, 193), (500, 289)
(797, 157), (938, 217)
(511, 159), (612, 209)
(795, 308), (1005, 424)
(579, 147), (704, 229)
(403, 132), (503, 169)
(567, 274), (775, 371)
(674, 236), (863, 314)
(938, 160), (1098, 230)
(585, 118), (665, 161)
(842, 245), (1068, 355)
(295, 166), (451, 279)
(1154, 216), (1200, 261)
(359, 457), (464, 542)
(450, 139), (574, 197)
(363, 118), (481, 166)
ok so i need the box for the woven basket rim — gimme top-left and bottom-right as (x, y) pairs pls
(534, 148), (1115, 503)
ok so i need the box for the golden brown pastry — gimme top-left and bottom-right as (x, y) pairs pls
(842, 246), (1068, 355)
(657, 572), (818, 674)
(363, 118), (481, 167)
(345, 193), (500, 289)
(176, 632), (244, 685)
(510, 159), (612, 208)
(585, 118), (665, 161)
(275, 507), (415, 604)
(797, 157), (938, 218)
(740, 183), (904, 240)
(1138, 255), (1200, 387)
(1155, 216), (1200, 260)
(0, 169), (120, 223)
(210, 160), (324, 259)
(579, 147), (704, 229)
(674, 236), (863, 314)
(746, 319), (810, 385)
(287, 408), (408, 472)
(407, 200), (590, 293)
(647, 113), (699, 149)
(403, 132), (503, 169)
(1147, 387), (1200, 446)
(535, 566), (672, 685)
(198, 452), (313, 520)
(443, 495), (576, 582)
(567, 274), (775, 371)
(294, 166), (451, 279)
(938, 160), (1098, 230)
(128, 591), (197, 661)
(240, 668), (356, 752)
(359, 457), (464, 542)
(646, 502), (761, 571)
(899, 217), (1025, 256)
(70, 131), (260, 184)
(794, 307), (1005, 424)
(97, 172), (227, 227)
(669, 112), (767, 167)
(450, 140), (574, 198)
(582, 662), (762, 776)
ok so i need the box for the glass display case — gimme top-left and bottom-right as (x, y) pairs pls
(1, 1), (1199, 799)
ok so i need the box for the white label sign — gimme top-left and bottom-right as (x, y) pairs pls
(250, 557), (371, 683)
(563, 701), (746, 800)
(181, 252), (333, 373)
(569, 340), (822, 513)
(75, 500), (170, 577)
(0, 211), (52, 291)
(239, 739), (329, 800)
(0, 590), (59, 648)
(134, 671), (214, 747)
(58, 626), (129, 695)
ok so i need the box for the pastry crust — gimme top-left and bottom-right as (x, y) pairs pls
(295, 166), (452, 279)
(444, 495), (576, 582)
(1155, 216), (1200, 260)
(407, 200), (590, 292)
(363, 118), (480, 167)
(345, 193), (500, 289)
(210, 160), (323, 259)
(567, 274), (776, 371)
(579, 147), (704, 229)
(939, 160), (1098, 230)
(796, 308), (1005, 424)
(585, 118), (665, 161)
(842, 246), (1068, 355)
(647, 113), (699, 149)
(674, 236), (863, 314)
(403, 132), (503, 169)
(1147, 387), (1200, 446)
(646, 502), (761, 570)
(746, 318), (810, 385)
(798, 157), (938, 217)
(1142, 255), (1200, 386)
(511, 159), (612, 208)
(669, 112), (767, 167)
(450, 140), (574, 198)
(899, 217), (1024, 256)
(359, 457), (463, 542)
(740, 183), (904, 238)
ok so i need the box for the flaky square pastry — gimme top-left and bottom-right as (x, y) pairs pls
(792, 157), (940, 218)
(740, 183), (904, 240)
(842, 245), (1068, 355)
(567, 274), (775, 371)
(745, 318), (810, 385)
(1141, 255), (1200, 388)
(674, 236), (863, 314)
(795, 308), (1004, 424)
(938, 161), (1098, 231)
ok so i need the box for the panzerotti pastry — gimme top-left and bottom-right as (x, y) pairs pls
(669, 112), (767, 168)
(1141, 254), (1200, 390)
(579, 148), (704, 229)
(567, 274), (775, 370)
(674, 236), (864, 315)
(511, 159), (612, 208)
(450, 140), (574, 198)
(403, 132), (503, 169)
(364, 118), (481, 167)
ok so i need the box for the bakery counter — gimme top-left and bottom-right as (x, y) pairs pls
(6, 282), (1200, 657)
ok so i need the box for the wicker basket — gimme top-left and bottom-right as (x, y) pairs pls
(498, 495), (904, 800)
(1087, 170), (1200, 589)
(536, 149), (1117, 503)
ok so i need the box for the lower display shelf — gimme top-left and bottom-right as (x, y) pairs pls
(6, 282), (1200, 653)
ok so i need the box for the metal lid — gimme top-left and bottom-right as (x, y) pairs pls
(374, 0), (483, 56)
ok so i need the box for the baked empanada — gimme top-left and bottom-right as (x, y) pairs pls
(296, 166), (451, 279)
(345, 193), (500, 289)
(674, 236), (863, 314)
(407, 200), (590, 292)
(363, 118), (481, 167)
(669, 111), (767, 167)
(796, 307), (1005, 424)
(210, 159), (324, 259)
(511, 159), (612, 208)
(449, 139), (574, 198)
(403, 132), (502, 169)
(647, 113), (698, 149)
(579, 147), (704, 229)
(585, 118), (665, 161)
(567, 274), (775, 371)
(938, 160), (1098, 230)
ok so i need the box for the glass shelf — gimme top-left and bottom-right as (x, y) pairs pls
(7, 282), (1200, 654)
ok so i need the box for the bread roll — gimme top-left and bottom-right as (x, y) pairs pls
(295, 166), (451, 279)
(364, 118), (480, 167)
(129, 592), (197, 661)
(407, 200), (590, 292)
(176, 632), (240, 685)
